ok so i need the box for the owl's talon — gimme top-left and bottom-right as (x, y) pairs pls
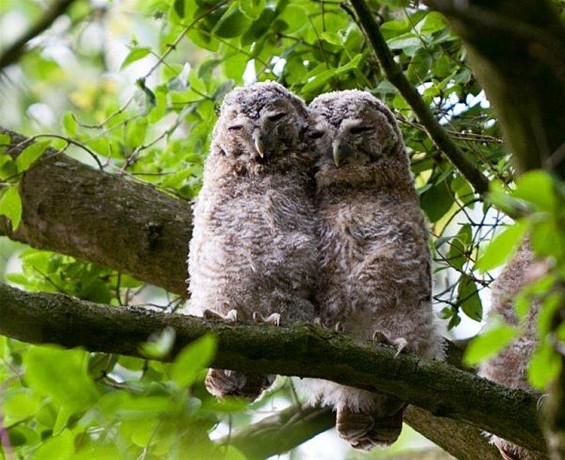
(263, 313), (281, 325)
(372, 330), (389, 343)
(252, 312), (281, 325)
(334, 322), (343, 332)
(203, 309), (238, 323)
(392, 338), (408, 358)
(372, 331), (408, 357)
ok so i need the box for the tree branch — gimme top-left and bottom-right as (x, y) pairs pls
(223, 403), (501, 460)
(0, 282), (546, 457)
(0, 127), (191, 295)
(347, 0), (490, 196)
(0, 0), (78, 71)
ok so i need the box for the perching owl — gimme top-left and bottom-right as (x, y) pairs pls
(186, 81), (319, 401)
(479, 242), (544, 460)
(302, 90), (444, 450)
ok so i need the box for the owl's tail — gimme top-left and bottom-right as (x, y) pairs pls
(336, 399), (407, 451)
(205, 368), (275, 401)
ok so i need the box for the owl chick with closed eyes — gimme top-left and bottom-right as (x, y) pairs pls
(303, 90), (444, 450)
(186, 82), (319, 401)
(479, 242), (544, 460)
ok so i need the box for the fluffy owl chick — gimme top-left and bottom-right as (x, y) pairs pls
(304, 90), (443, 450)
(186, 82), (318, 401)
(479, 242), (544, 460)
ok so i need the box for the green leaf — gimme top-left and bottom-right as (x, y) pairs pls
(0, 186), (22, 229)
(173, 0), (186, 18)
(0, 132), (11, 147)
(239, 0), (265, 19)
(419, 11), (447, 34)
(25, 346), (100, 414)
(125, 117), (148, 149)
(447, 224), (471, 271)
(171, 334), (218, 387)
(120, 46), (151, 70)
(30, 429), (74, 460)
(275, 5), (307, 34)
(213, 8), (252, 38)
(420, 180), (453, 223)
(301, 54), (363, 96)
(464, 322), (517, 366)
(513, 170), (556, 211)
(139, 327), (176, 359)
(407, 47), (432, 83)
(16, 140), (50, 173)
(475, 220), (528, 272)
(457, 274), (483, 322)
(62, 112), (78, 136)
(528, 342), (561, 390)
(3, 389), (42, 424)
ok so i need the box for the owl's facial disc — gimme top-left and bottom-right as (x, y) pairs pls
(332, 118), (374, 167)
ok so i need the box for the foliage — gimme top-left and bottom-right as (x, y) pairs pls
(0, 0), (561, 457)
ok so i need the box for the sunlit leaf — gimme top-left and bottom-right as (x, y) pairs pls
(528, 342), (561, 390)
(464, 322), (517, 366)
(475, 220), (528, 273)
(29, 429), (74, 460)
(213, 8), (252, 38)
(513, 170), (556, 211)
(0, 186), (22, 229)
(239, 0), (265, 19)
(120, 47), (152, 70)
(16, 140), (50, 173)
(25, 346), (100, 414)
(171, 334), (218, 387)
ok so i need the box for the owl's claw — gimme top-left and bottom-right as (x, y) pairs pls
(253, 312), (281, 326)
(334, 321), (343, 332)
(204, 309), (238, 323)
(392, 338), (408, 358)
(372, 331), (408, 358)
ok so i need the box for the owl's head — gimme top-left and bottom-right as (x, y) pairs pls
(309, 90), (409, 174)
(212, 82), (315, 173)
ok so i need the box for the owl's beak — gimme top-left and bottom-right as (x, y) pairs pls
(252, 128), (265, 158)
(332, 141), (348, 167)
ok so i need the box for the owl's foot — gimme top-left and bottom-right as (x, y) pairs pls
(252, 312), (281, 326)
(372, 331), (408, 358)
(203, 309), (238, 323)
(336, 404), (406, 451)
(205, 368), (275, 401)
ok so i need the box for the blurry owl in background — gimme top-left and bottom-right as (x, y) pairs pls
(301, 90), (444, 451)
(479, 241), (544, 460)
(185, 82), (319, 401)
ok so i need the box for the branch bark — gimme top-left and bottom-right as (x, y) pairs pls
(0, 127), (191, 295)
(0, 282), (546, 457)
(347, 0), (490, 196)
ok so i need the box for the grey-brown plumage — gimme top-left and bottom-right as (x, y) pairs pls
(186, 82), (319, 401)
(302, 90), (443, 450)
(479, 242), (543, 460)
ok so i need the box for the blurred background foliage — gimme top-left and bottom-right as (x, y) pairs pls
(0, 0), (562, 458)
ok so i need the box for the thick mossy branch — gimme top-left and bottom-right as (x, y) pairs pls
(348, 0), (490, 196)
(0, 127), (191, 295)
(0, 282), (545, 456)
